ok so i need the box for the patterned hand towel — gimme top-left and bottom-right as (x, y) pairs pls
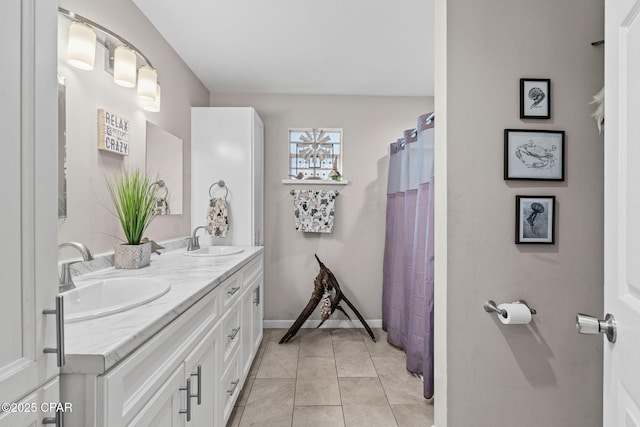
(294, 190), (336, 233)
(207, 197), (228, 238)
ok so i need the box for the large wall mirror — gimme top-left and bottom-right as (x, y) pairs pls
(146, 122), (183, 215)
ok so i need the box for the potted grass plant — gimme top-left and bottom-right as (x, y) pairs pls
(106, 167), (158, 269)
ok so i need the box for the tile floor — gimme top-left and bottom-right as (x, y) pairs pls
(227, 328), (433, 427)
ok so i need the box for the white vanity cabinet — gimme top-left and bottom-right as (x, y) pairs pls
(62, 252), (264, 427)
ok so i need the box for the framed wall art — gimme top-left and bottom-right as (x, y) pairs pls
(516, 195), (555, 244)
(520, 78), (550, 119)
(504, 129), (564, 181)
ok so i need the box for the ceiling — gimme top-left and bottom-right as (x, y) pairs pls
(132, 0), (434, 96)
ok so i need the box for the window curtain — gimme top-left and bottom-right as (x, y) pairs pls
(382, 113), (435, 399)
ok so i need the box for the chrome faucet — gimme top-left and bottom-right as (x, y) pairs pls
(58, 242), (94, 292)
(187, 226), (209, 251)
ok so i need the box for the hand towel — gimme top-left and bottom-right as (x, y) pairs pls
(293, 189), (336, 233)
(207, 197), (228, 237)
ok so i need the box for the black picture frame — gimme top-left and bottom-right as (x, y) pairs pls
(516, 196), (555, 244)
(520, 78), (550, 119)
(504, 129), (565, 181)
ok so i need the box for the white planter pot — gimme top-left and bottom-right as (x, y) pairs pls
(114, 242), (152, 269)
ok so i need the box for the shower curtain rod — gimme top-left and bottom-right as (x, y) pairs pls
(409, 112), (435, 139)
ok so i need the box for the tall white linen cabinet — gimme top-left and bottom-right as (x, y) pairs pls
(191, 107), (264, 247)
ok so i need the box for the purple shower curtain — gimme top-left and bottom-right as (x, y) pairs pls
(382, 113), (435, 399)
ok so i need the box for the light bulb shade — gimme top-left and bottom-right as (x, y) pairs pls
(113, 46), (137, 88)
(67, 22), (96, 70)
(143, 83), (161, 112)
(137, 66), (158, 101)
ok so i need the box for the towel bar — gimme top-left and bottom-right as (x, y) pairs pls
(290, 189), (339, 196)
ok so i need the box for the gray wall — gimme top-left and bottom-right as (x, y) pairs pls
(211, 93), (433, 323)
(442, 0), (604, 425)
(57, 0), (210, 256)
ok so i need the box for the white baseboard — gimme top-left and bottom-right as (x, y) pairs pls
(264, 319), (382, 329)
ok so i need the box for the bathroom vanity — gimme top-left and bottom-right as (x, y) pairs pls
(60, 247), (264, 427)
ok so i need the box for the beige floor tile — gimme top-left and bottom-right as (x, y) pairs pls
(338, 377), (387, 406)
(331, 329), (365, 343)
(227, 405), (244, 427)
(391, 404), (434, 427)
(292, 406), (345, 427)
(372, 357), (426, 405)
(240, 378), (295, 427)
(256, 353), (298, 378)
(335, 352), (377, 377)
(235, 375), (255, 407)
(295, 357), (340, 406)
(333, 340), (368, 357)
(363, 329), (405, 357)
(299, 329), (334, 357)
(342, 404), (398, 427)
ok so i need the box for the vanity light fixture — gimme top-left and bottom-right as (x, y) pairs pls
(113, 46), (137, 88)
(137, 66), (158, 101)
(143, 83), (161, 113)
(59, 7), (160, 110)
(67, 22), (96, 70)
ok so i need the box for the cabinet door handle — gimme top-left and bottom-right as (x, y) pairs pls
(179, 378), (192, 422)
(190, 365), (202, 405)
(227, 379), (240, 396)
(253, 286), (260, 306)
(228, 327), (241, 340)
(42, 411), (63, 427)
(227, 286), (241, 296)
(43, 296), (65, 367)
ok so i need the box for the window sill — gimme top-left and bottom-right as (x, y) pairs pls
(281, 179), (349, 185)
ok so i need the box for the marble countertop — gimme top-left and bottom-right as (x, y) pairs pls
(62, 246), (263, 375)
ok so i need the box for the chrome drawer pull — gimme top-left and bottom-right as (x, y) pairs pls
(42, 412), (63, 426)
(227, 286), (241, 296)
(190, 365), (202, 405)
(227, 379), (240, 396)
(43, 296), (65, 367)
(179, 378), (192, 421)
(228, 327), (241, 340)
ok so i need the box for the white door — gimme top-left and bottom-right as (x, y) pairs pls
(603, 0), (640, 424)
(184, 326), (219, 427)
(0, 0), (60, 406)
(128, 366), (186, 427)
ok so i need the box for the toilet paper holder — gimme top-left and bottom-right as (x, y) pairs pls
(484, 300), (537, 317)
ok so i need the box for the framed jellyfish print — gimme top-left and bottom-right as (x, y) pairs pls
(516, 196), (555, 244)
(520, 78), (550, 119)
(504, 129), (565, 181)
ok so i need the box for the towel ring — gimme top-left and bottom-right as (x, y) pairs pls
(209, 180), (229, 201)
(151, 180), (169, 198)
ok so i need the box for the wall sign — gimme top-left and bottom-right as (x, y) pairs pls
(98, 109), (129, 156)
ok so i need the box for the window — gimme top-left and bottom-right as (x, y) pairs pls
(288, 128), (343, 180)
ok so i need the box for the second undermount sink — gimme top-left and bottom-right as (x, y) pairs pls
(63, 277), (171, 323)
(183, 246), (244, 257)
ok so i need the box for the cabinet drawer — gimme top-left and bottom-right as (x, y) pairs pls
(219, 350), (241, 425)
(221, 272), (242, 309)
(221, 301), (241, 364)
(241, 254), (263, 290)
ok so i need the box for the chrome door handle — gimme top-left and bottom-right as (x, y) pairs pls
(576, 313), (616, 343)
(228, 327), (241, 340)
(190, 365), (202, 405)
(227, 379), (240, 396)
(179, 378), (192, 422)
(43, 296), (65, 367)
(42, 411), (63, 426)
(253, 287), (260, 306)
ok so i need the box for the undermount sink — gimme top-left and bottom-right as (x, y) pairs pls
(183, 246), (244, 257)
(63, 277), (171, 323)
